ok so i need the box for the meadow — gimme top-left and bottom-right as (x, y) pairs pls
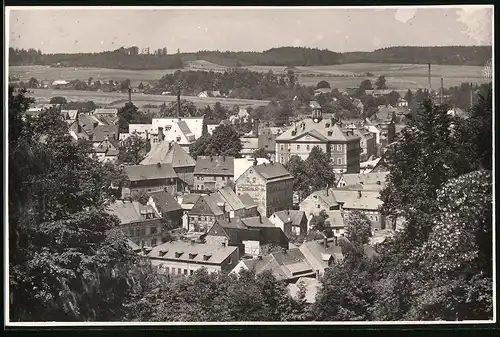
(11, 61), (489, 95)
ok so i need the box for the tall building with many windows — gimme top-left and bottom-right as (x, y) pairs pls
(275, 117), (362, 173)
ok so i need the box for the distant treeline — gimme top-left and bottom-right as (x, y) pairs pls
(9, 45), (492, 69)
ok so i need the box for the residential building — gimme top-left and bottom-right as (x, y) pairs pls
(314, 88), (332, 96)
(188, 195), (225, 232)
(94, 108), (118, 119)
(235, 162), (294, 217)
(194, 156), (234, 193)
(151, 117), (204, 143)
(269, 210), (308, 236)
(231, 248), (316, 283)
(396, 97), (408, 107)
(275, 117), (361, 173)
(336, 172), (389, 191)
(147, 190), (183, 230)
(122, 163), (178, 198)
(107, 199), (164, 248)
(93, 137), (120, 163)
(299, 237), (343, 278)
(92, 125), (119, 146)
(299, 188), (340, 218)
(141, 141), (196, 191)
(148, 240), (239, 275)
(234, 157), (270, 181)
(353, 98), (364, 115)
(352, 127), (376, 162)
(128, 124), (155, 140)
(240, 137), (260, 157)
(324, 210), (346, 236)
(212, 187), (246, 219)
(237, 193), (260, 218)
(51, 80), (69, 89)
(258, 127), (277, 156)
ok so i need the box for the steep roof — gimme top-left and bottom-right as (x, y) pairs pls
(299, 238), (343, 273)
(194, 156), (234, 176)
(107, 200), (159, 225)
(238, 193), (258, 209)
(324, 210), (345, 228)
(141, 141), (196, 167)
(93, 125), (119, 142)
(253, 162), (292, 181)
(240, 137), (259, 151)
(276, 118), (361, 143)
(190, 195), (224, 216)
(337, 172), (388, 190)
(330, 189), (382, 211)
(301, 189), (338, 210)
(271, 210), (306, 227)
(240, 216), (275, 228)
(234, 158), (270, 181)
(148, 190), (182, 213)
(148, 241), (237, 265)
(216, 187), (245, 211)
(124, 163), (177, 182)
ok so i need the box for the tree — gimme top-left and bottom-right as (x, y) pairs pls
(118, 132), (151, 165)
(189, 134), (211, 160)
(375, 76), (387, 90)
(117, 102), (139, 133)
(9, 88), (137, 321)
(285, 155), (310, 203)
(88, 77), (93, 86)
(386, 91), (401, 106)
(138, 82), (144, 90)
(343, 211), (373, 255)
(120, 79), (131, 92)
(309, 210), (329, 234)
(28, 77), (39, 89)
(316, 80), (331, 89)
(359, 79), (373, 91)
(206, 124), (243, 158)
(161, 99), (198, 117)
(49, 96), (67, 105)
(304, 146), (336, 192)
(404, 89), (413, 104)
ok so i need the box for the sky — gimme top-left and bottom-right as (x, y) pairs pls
(7, 6), (493, 54)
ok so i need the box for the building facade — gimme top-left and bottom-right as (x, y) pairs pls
(122, 163), (178, 198)
(193, 156), (234, 193)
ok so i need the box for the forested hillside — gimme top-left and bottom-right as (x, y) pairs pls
(9, 45), (492, 70)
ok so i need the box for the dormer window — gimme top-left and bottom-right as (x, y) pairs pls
(188, 253), (198, 260)
(159, 250), (168, 257)
(203, 253), (212, 261)
(175, 252), (183, 258)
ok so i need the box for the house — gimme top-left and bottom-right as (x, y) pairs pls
(234, 157), (270, 181)
(141, 141), (196, 191)
(206, 216), (289, 258)
(150, 117), (204, 149)
(51, 80), (69, 88)
(351, 127), (376, 162)
(61, 109), (79, 121)
(275, 116), (361, 174)
(314, 88), (332, 96)
(178, 193), (202, 230)
(353, 98), (364, 115)
(324, 210), (346, 236)
(299, 237), (343, 278)
(258, 128), (277, 156)
(197, 91), (209, 98)
(447, 107), (468, 119)
(235, 162), (294, 217)
(128, 124), (155, 140)
(188, 195), (226, 232)
(92, 125), (120, 146)
(193, 156), (234, 193)
(122, 163), (178, 198)
(299, 188), (340, 218)
(288, 277), (321, 304)
(231, 248), (316, 283)
(147, 190), (183, 230)
(147, 240), (239, 275)
(212, 187), (246, 219)
(269, 210), (308, 237)
(396, 97), (408, 107)
(240, 137), (260, 157)
(93, 137), (120, 163)
(93, 108), (118, 118)
(107, 199), (164, 248)
(336, 172), (388, 191)
(237, 193), (260, 217)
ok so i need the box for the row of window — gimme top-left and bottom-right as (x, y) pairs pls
(278, 143), (352, 152)
(196, 176), (230, 181)
(190, 215), (215, 223)
(130, 225), (159, 237)
(134, 238), (157, 247)
(152, 136), (182, 143)
(160, 266), (195, 276)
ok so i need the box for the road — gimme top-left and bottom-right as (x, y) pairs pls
(27, 88), (270, 107)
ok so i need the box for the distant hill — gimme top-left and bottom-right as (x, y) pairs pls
(9, 45), (492, 70)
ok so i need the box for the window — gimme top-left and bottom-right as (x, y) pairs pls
(178, 268), (182, 275)
(306, 145), (310, 150)
(297, 144), (300, 150)
(252, 177), (256, 183)
(280, 144), (284, 151)
(337, 144), (342, 151)
(280, 156), (283, 163)
(197, 176), (200, 180)
(165, 267), (170, 274)
(184, 269), (188, 275)
(335, 229), (340, 233)
(201, 176), (204, 181)
(337, 158), (342, 165)
(317, 204), (320, 208)
(190, 270), (194, 275)
(176, 136), (181, 142)
(228, 257), (232, 264)
(150, 226), (157, 234)
(151, 238), (157, 246)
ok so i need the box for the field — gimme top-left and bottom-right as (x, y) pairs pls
(26, 88), (270, 108)
(10, 61), (490, 93)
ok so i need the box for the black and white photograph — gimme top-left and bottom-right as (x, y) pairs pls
(5, 5), (494, 325)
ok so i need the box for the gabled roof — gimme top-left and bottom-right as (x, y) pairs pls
(330, 189), (382, 211)
(301, 189), (338, 209)
(124, 163), (177, 182)
(148, 241), (237, 265)
(234, 158), (270, 181)
(178, 120), (196, 142)
(93, 125), (119, 142)
(276, 118), (361, 143)
(299, 238), (343, 273)
(271, 210), (306, 227)
(238, 193), (258, 209)
(107, 200), (159, 225)
(252, 162), (293, 181)
(78, 114), (97, 136)
(240, 216), (275, 228)
(190, 195), (224, 216)
(148, 190), (182, 213)
(337, 172), (388, 190)
(181, 194), (202, 205)
(324, 210), (345, 228)
(216, 187), (245, 211)
(61, 109), (78, 120)
(194, 156), (234, 176)
(141, 141), (196, 167)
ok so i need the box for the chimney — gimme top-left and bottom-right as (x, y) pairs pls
(323, 237), (328, 249)
(168, 141), (172, 151)
(440, 77), (444, 105)
(177, 87), (181, 119)
(358, 190), (362, 198)
(158, 127), (164, 141)
(428, 63), (432, 92)
(128, 86), (132, 104)
(253, 158), (258, 166)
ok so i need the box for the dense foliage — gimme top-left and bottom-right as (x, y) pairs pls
(10, 45), (492, 69)
(118, 132), (151, 165)
(189, 124), (243, 159)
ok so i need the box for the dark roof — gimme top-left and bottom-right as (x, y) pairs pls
(141, 141), (196, 167)
(216, 187), (245, 211)
(181, 194), (202, 205)
(240, 216), (275, 228)
(93, 125), (119, 142)
(78, 114), (97, 136)
(190, 195), (224, 216)
(148, 190), (182, 213)
(272, 210), (306, 227)
(124, 163), (177, 181)
(194, 156), (234, 176)
(238, 193), (258, 209)
(253, 162), (293, 181)
(148, 241), (237, 265)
